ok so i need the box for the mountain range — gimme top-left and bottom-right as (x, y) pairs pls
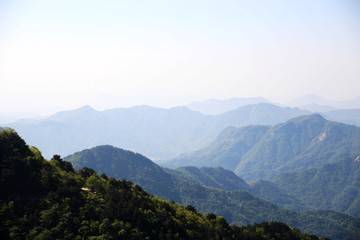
(4, 127), (326, 240)
(7, 103), (310, 160)
(168, 114), (360, 181)
(186, 97), (272, 115)
(64, 144), (360, 240)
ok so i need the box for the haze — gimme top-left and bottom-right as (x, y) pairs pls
(1, 0), (359, 115)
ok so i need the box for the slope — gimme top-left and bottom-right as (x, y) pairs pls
(165, 166), (250, 191)
(166, 125), (270, 170)
(235, 114), (360, 180)
(2, 128), (322, 240)
(273, 156), (360, 218)
(8, 103), (309, 160)
(65, 145), (360, 240)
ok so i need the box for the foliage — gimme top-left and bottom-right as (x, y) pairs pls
(1, 128), (330, 240)
(273, 157), (360, 217)
(168, 114), (360, 181)
(165, 166), (249, 191)
(65, 145), (360, 240)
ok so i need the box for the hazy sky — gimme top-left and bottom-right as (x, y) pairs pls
(1, 0), (360, 114)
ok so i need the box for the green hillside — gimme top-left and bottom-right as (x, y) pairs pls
(167, 114), (360, 181)
(273, 157), (360, 217)
(65, 144), (360, 240)
(248, 180), (314, 211)
(235, 114), (360, 180)
(165, 166), (250, 191)
(1, 128), (328, 240)
(167, 125), (269, 170)
(166, 166), (311, 211)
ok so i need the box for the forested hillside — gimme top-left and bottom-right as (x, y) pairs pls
(65, 145), (360, 240)
(0, 128), (328, 240)
(273, 157), (360, 217)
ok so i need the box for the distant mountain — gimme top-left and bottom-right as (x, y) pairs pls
(321, 109), (360, 127)
(297, 103), (337, 113)
(166, 166), (311, 211)
(187, 97), (272, 115)
(273, 156), (360, 218)
(166, 125), (270, 170)
(234, 114), (360, 180)
(7, 103), (309, 159)
(64, 145), (360, 240)
(0, 112), (44, 124)
(167, 114), (360, 181)
(287, 94), (360, 109)
(248, 180), (314, 211)
(165, 166), (250, 192)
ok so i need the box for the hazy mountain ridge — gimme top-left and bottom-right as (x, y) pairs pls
(7, 103), (309, 160)
(167, 114), (360, 181)
(287, 94), (360, 109)
(64, 145), (360, 240)
(166, 125), (270, 170)
(234, 114), (360, 180)
(186, 97), (272, 115)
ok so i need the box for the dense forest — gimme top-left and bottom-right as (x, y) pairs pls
(0, 128), (327, 239)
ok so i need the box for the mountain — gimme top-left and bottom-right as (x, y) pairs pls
(7, 103), (309, 160)
(166, 166), (311, 211)
(248, 180), (314, 211)
(296, 103), (337, 113)
(234, 114), (360, 180)
(287, 94), (360, 109)
(167, 114), (360, 181)
(3, 128), (322, 240)
(64, 145), (360, 240)
(65, 145), (184, 202)
(166, 125), (270, 170)
(186, 97), (272, 115)
(0, 112), (44, 124)
(164, 166), (250, 192)
(321, 109), (360, 127)
(273, 156), (360, 218)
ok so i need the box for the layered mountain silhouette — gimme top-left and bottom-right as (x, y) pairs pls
(287, 94), (360, 109)
(186, 97), (272, 115)
(8, 103), (309, 159)
(168, 114), (360, 181)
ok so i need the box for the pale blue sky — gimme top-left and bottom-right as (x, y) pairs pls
(1, 0), (359, 114)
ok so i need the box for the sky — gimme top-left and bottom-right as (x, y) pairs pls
(0, 0), (360, 115)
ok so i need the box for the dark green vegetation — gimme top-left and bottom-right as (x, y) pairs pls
(169, 114), (360, 181)
(1, 128), (331, 240)
(65, 144), (360, 240)
(8, 103), (309, 159)
(273, 157), (360, 218)
(248, 180), (313, 211)
(166, 166), (312, 211)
